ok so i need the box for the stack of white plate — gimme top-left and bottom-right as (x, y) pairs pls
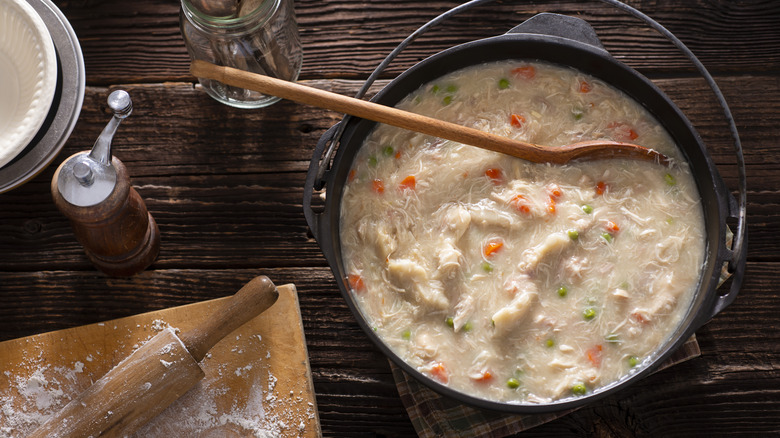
(0, 0), (84, 193)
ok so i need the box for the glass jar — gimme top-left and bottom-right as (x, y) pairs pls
(180, 0), (302, 109)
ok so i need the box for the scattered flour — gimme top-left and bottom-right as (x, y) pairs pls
(150, 319), (169, 332)
(235, 365), (253, 377)
(160, 343), (174, 355)
(135, 363), (314, 438)
(0, 362), (82, 437)
(0, 318), (316, 438)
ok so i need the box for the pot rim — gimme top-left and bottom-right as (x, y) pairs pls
(304, 15), (747, 414)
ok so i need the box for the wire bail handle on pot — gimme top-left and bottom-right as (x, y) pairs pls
(52, 90), (161, 277)
(305, 0), (746, 291)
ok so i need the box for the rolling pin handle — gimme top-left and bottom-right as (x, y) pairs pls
(179, 275), (280, 362)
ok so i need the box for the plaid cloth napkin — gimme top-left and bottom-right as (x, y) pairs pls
(391, 335), (701, 438)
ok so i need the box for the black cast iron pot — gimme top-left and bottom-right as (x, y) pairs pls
(303, 12), (747, 413)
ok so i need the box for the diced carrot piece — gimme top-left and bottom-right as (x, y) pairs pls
(510, 194), (531, 214)
(547, 197), (556, 215)
(547, 183), (562, 200)
(472, 370), (493, 383)
(348, 169), (356, 182)
(608, 122), (639, 141)
(483, 239), (504, 258)
(485, 168), (503, 184)
(400, 175), (416, 191)
(510, 113), (526, 128)
(579, 80), (591, 93)
(511, 65), (536, 79)
(431, 362), (449, 384)
(395, 150), (401, 159)
(348, 274), (366, 293)
(605, 220), (620, 233)
(595, 181), (607, 195)
(372, 179), (384, 194)
(631, 311), (650, 324)
(586, 344), (603, 367)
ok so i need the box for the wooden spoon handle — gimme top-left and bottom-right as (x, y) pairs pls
(190, 60), (553, 159)
(190, 60), (667, 165)
(178, 275), (279, 362)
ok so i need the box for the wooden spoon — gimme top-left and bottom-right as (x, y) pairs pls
(190, 60), (669, 165)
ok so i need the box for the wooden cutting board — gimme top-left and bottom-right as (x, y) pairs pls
(0, 283), (321, 438)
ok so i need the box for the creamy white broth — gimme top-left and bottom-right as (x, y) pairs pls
(339, 60), (705, 403)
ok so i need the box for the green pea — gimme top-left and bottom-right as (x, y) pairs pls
(382, 146), (394, 156)
(557, 285), (568, 297)
(545, 338), (555, 348)
(571, 382), (587, 396)
(401, 330), (411, 340)
(463, 321), (473, 332)
(498, 78), (510, 89)
(572, 107), (584, 120)
(446, 84), (458, 93)
(581, 204), (593, 214)
(507, 378), (521, 389)
(442, 95), (453, 106)
(567, 229), (579, 241)
(601, 232), (613, 243)
(664, 173), (677, 186)
(445, 317), (454, 328)
(368, 156), (378, 167)
(431, 84), (440, 94)
(628, 355), (639, 367)
(583, 307), (597, 320)
(481, 261), (493, 273)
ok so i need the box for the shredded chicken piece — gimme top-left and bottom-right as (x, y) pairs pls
(410, 333), (438, 361)
(518, 232), (570, 272)
(357, 218), (397, 260)
(492, 283), (538, 335)
(563, 256), (590, 281)
(468, 200), (519, 229)
(452, 295), (475, 332)
(442, 204), (471, 239)
(435, 239), (463, 280)
(388, 258), (449, 309)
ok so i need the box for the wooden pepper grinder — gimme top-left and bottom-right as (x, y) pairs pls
(52, 90), (160, 276)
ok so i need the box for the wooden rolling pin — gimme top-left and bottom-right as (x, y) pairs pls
(27, 276), (279, 438)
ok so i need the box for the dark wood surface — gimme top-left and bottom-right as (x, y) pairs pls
(1, 0), (778, 436)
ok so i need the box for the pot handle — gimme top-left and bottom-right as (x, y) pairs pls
(708, 193), (748, 320)
(304, 123), (340, 242)
(505, 13), (607, 52)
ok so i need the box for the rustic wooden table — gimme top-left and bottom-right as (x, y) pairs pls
(1, 0), (778, 436)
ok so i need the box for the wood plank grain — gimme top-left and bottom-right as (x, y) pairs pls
(0, 263), (777, 437)
(55, 0), (780, 84)
(3, 2), (776, 437)
(0, 74), (776, 270)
